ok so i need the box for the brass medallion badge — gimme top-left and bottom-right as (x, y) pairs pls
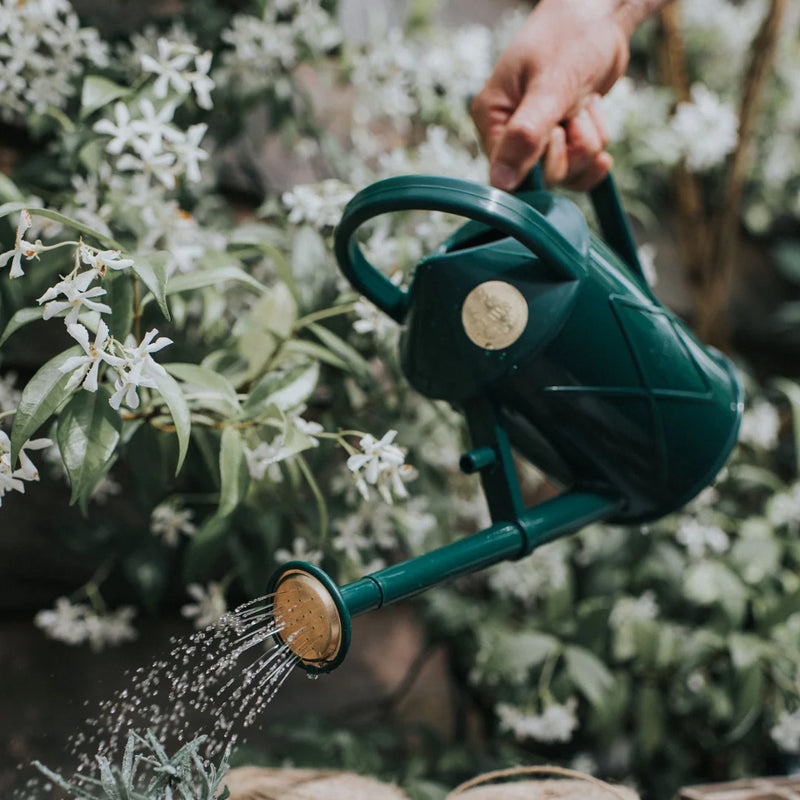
(461, 280), (529, 350)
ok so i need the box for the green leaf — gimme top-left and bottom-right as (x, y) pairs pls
(10, 346), (80, 464)
(106, 274), (135, 341)
(728, 664), (764, 741)
(80, 75), (128, 118)
(281, 338), (348, 371)
(306, 322), (373, 382)
(564, 644), (615, 706)
(217, 426), (248, 518)
(772, 378), (800, 475)
(0, 173), (23, 202)
(242, 362), (319, 419)
(684, 561), (748, 623)
(250, 282), (298, 339)
(164, 362), (240, 415)
(474, 627), (560, 685)
(635, 683), (664, 756)
(183, 515), (230, 583)
(132, 251), (170, 320)
(0, 306), (43, 347)
(56, 387), (121, 510)
(123, 549), (169, 614)
(157, 265), (265, 299)
(152, 369), (191, 474)
(0, 202), (122, 250)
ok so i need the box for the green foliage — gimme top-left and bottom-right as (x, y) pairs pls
(34, 731), (231, 800)
(2, 1), (800, 797)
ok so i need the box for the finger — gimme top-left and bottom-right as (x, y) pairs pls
(488, 86), (565, 191)
(563, 107), (603, 181)
(585, 93), (610, 149)
(564, 151), (613, 192)
(542, 126), (568, 187)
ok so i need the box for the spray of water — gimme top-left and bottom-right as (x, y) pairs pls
(57, 592), (312, 776)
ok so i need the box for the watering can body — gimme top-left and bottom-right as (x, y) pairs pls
(399, 187), (741, 523)
(267, 172), (743, 674)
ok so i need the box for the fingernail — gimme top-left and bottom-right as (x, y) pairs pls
(490, 162), (519, 191)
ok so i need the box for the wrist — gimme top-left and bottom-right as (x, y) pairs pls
(615, 0), (670, 36)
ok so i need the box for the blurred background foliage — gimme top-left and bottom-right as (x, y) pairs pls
(1, 0), (800, 798)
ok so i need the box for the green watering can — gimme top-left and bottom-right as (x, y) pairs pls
(267, 169), (743, 674)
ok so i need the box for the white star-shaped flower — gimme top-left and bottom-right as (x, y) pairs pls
(60, 320), (124, 393)
(37, 270), (112, 325)
(0, 209), (41, 278)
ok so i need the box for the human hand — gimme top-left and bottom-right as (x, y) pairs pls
(471, 0), (650, 191)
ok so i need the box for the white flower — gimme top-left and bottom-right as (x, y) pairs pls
(140, 37), (194, 98)
(117, 149), (177, 188)
(0, 431), (51, 506)
(0, 209), (41, 278)
(274, 535), (322, 566)
(0, 370), (20, 422)
(83, 606), (137, 651)
(14, 436), (52, 482)
(332, 514), (371, 562)
(60, 320), (124, 393)
(93, 102), (145, 155)
(291, 405), (323, 444)
(188, 50), (215, 109)
(34, 597), (91, 645)
(109, 329), (172, 410)
(496, 698), (579, 744)
(243, 439), (284, 482)
(79, 244), (134, 277)
(90, 473), (121, 504)
(172, 122), (209, 183)
(130, 98), (182, 156)
(282, 180), (353, 229)
(739, 400), (780, 451)
(609, 591), (660, 628)
(346, 429), (414, 504)
(675, 517), (730, 559)
(34, 597), (136, 650)
(771, 709), (800, 754)
(150, 501), (196, 547)
(182, 582), (227, 629)
(353, 295), (399, 339)
(37, 270), (112, 325)
(487, 543), (569, 605)
(767, 483), (800, 531)
(671, 84), (738, 171)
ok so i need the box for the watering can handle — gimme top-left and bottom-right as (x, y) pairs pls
(334, 175), (588, 323)
(520, 164), (646, 282)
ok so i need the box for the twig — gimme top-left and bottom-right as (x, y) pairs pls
(703, 0), (787, 346)
(654, 3), (711, 312)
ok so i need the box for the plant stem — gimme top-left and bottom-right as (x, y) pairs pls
(294, 302), (356, 330)
(132, 276), (142, 342)
(703, 0), (787, 347)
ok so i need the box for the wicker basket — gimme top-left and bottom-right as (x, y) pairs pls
(448, 766), (640, 800)
(223, 766), (409, 800)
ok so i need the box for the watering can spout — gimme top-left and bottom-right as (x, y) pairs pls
(269, 492), (622, 673)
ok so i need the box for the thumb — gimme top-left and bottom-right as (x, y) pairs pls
(489, 88), (568, 192)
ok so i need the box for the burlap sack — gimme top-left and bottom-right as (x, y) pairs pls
(222, 766), (410, 800)
(447, 766), (640, 800)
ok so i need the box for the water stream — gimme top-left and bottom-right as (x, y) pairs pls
(19, 592), (313, 795)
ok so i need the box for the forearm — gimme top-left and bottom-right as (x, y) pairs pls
(616, 0), (673, 35)
(531, 0), (671, 37)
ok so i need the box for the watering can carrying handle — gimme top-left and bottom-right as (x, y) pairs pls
(334, 172), (645, 323)
(335, 175), (588, 323)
